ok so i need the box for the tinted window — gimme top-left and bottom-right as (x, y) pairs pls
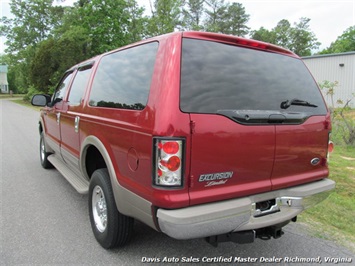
(68, 66), (93, 105)
(53, 72), (73, 104)
(89, 42), (158, 110)
(180, 39), (327, 115)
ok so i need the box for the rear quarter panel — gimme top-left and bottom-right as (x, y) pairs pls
(80, 33), (191, 208)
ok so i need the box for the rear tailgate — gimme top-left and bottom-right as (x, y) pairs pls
(188, 114), (274, 205)
(180, 35), (329, 206)
(272, 116), (330, 190)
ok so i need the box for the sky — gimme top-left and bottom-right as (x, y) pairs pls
(1, 0), (354, 54)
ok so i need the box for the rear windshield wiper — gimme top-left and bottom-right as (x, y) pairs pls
(280, 98), (318, 109)
(217, 109), (309, 125)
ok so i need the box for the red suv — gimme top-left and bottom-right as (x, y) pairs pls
(32, 31), (335, 249)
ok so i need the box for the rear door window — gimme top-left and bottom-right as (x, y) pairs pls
(180, 38), (327, 116)
(68, 65), (93, 105)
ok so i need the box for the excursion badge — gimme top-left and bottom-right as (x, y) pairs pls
(199, 171), (234, 187)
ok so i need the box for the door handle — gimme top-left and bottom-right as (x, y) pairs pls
(74, 116), (80, 133)
(56, 113), (60, 125)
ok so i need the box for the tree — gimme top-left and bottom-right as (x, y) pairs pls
(182, 0), (205, 31)
(204, 0), (229, 33)
(289, 17), (320, 56)
(204, 1), (250, 36)
(0, 0), (64, 53)
(318, 80), (340, 109)
(0, 0), (65, 93)
(148, 0), (183, 36)
(320, 26), (355, 54)
(4, 47), (36, 93)
(125, 0), (148, 42)
(29, 38), (58, 91)
(250, 18), (320, 56)
(273, 19), (292, 48)
(30, 26), (91, 92)
(251, 27), (276, 44)
(76, 0), (131, 55)
(319, 80), (355, 146)
(223, 2), (250, 37)
(0, 53), (23, 93)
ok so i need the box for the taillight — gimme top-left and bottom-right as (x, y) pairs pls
(328, 141), (334, 153)
(327, 132), (334, 161)
(154, 138), (184, 187)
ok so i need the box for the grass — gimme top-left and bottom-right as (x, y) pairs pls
(12, 98), (41, 111)
(0, 94), (41, 111)
(0, 93), (25, 99)
(299, 145), (355, 252)
(331, 108), (355, 146)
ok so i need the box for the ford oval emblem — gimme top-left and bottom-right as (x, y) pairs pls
(311, 158), (320, 165)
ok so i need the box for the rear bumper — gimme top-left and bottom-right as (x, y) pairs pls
(157, 178), (335, 240)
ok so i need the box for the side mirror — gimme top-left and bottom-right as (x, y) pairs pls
(31, 94), (51, 107)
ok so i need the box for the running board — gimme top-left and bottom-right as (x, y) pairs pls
(48, 155), (89, 194)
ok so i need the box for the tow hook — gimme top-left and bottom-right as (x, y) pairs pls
(206, 219), (293, 247)
(256, 226), (284, 240)
(205, 230), (255, 247)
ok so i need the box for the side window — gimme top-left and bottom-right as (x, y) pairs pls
(68, 65), (93, 105)
(89, 42), (158, 110)
(53, 72), (73, 104)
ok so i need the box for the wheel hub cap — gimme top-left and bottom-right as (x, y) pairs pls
(92, 186), (107, 232)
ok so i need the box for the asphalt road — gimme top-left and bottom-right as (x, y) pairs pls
(0, 99), (354, 266)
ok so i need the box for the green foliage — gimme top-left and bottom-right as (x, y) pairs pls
(0, 54), (21, 93)
(22, 85), (42, 102)
(273, 19), (292, 48)
(125, 0), (148, 43)
(320, 26), (355, 54)
(251, 27), (276, 44)
(0, 0), (65, 94)
(318, 80), (339, 109)
(76, 0), (132, 55)
(290, 17), (320, 56)
(148, 0), (184, 35)
(29, 25), (91, 93)
(223, 3), (250, 36)
(204, 0), (229, 33)
(319, 80), (355, 146)
(251, 17), (320, 56)
(0, 0), (64, 53)
(6, 47), (36, 93)
(203, 0), (250, 36)
(333, 102), (355, 146)
(182, 0), (205, 31)
(30, 38), (57, 92)
(300, 145), (355, 252)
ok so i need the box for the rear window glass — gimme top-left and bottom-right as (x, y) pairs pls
(180, 38), (327, 115)
(89, 42), (158, 110)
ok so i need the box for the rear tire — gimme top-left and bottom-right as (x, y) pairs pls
(89, 169), (134, 249)
(40, 132), (53, 169)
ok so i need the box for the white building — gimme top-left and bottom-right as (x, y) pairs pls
(0, 65), (9, 93)
(303, 52), (355, 108)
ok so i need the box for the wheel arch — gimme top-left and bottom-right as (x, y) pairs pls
(80, 135), (157, 231)
(38, 116), (45, 134)
(39, 121), (43, 134)
(38, 118), (55, 154)
(80, 136), (113, 181)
